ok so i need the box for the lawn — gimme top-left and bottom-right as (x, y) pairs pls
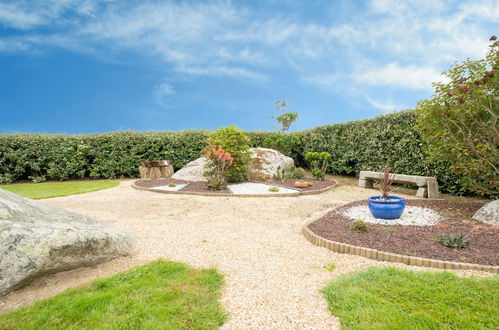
(0, 180), (120, 199)
(323, 267), (499, 329)
(0, 260), (226, 330)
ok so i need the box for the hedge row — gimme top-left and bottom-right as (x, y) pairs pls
(297, 110), (464, 195)
(0, 111), (464, 194)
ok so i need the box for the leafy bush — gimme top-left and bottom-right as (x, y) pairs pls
(268, 186), (280, 192)
(350, 220), (369, 233)
(206, 126), (251, 182)
(305, 152), (332, 180)
(292, 167), (306, 179)
(416, 37), (498, 197)
(437, 234), (470, 249)
(204, 146), (233, 190)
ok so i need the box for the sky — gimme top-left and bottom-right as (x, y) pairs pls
(0, 0), (498, 134)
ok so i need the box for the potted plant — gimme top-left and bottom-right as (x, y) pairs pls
(367, 165), (405, 219)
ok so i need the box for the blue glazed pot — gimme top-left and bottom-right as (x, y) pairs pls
(368, 195), (405, 219)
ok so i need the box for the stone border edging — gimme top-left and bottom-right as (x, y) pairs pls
(132, 180), (338, 198)
(302, 217), (499, 273)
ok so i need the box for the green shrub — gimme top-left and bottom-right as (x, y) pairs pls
(206, 126), (251, 182)
(437, 234), (469, 249)
(416, 38), (498, 197)
(305, 152), (331, 180)
(268, 186), (280, 192)
(263, 133), (301, 156)
(291, 167), (306, 179)
(168, 183), (177, 187)
(350, 220), (369, 233)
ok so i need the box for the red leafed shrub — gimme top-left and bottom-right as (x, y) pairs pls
(204, 146), (234, 190)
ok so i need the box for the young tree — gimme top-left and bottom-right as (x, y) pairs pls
(272, 100), (298, 134)
(416, 36), (498, 197)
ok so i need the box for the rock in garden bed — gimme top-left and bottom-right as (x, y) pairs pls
(307, 199), (499, 265)
(0, 189), (135, 296)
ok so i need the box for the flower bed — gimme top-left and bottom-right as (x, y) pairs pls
(307, 200), (498, 266)
(134, 178), (337, 196)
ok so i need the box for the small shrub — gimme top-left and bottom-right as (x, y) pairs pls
(206, 126), (251, 182)
(324, 262), (336, 272)
(142, 178), (151, 182)
(350, 220), (368, 233)
(168, 183), (177, 187)
(275, 165), (293, 182)
(307, 182), (314, 187)
(292, 167), (306, 179)
(437, 234), (469, 249)
(268, 186), (280, 192)
(204, 146), (233, 190)
(305, 152), (331, 180)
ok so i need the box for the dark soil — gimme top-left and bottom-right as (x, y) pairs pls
(308, 200), (498, 265)
(134, 177), (336, 194)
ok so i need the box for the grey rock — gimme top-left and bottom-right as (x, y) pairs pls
(171, 148), (295, 182)
(0, 189), (134, 296)
(472, 200), (499, 225)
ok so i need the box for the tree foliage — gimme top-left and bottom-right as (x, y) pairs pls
(416, 37), (499, 197)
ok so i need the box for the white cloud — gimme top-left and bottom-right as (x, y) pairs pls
(365, 96), (406, 113)
(154, 83), (175, 108)
(354, 63), (446, 90)
(0, 3), (43, 29)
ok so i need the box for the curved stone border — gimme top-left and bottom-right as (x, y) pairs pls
(302, 217), (499, 273)
(132, 180), (338, 198)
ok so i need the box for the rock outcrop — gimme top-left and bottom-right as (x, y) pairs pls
(0, 189), (134, 296)
(248, 148), (295, 181)
(171, 148), (295, 182)
(473, 200), (499, 225)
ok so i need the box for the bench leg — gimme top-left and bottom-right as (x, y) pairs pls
(359, 179), (373, 189)
(427, 181), (439, 199)
(416, 186), (428, 198)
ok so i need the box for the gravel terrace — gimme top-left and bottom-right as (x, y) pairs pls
(0, 181), (493, 329)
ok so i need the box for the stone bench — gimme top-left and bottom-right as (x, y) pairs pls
(139, 160), (174, 180)
(358, 171), (439, 199)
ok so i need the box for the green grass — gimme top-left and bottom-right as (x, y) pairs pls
(0, 260), (226, 330)
(0, 180), (120, 199)
(322, 267), (499, 329)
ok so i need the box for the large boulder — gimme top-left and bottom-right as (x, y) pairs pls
(172, 157), (209, 182)
(473, 200), (499, 225)
(0, 189), (134, 296)
(171, 148), (295, 182)
(249, 148), (295, 181)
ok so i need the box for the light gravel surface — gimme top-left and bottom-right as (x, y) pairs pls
(0, 181), (492, 329)
(227, 182), (299, 194)
(343, 205), (441, 226)
(150, 183), (189, 191)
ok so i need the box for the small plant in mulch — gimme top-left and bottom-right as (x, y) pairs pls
(142, 178), (151, 182)
(168, 183), (177, 187)
(437, 234), (470, 249)
(324, 262), (336, 272)
(268, 186), (280, 192)
(350, 220), (368, 233)
(307, 182), (314, 187)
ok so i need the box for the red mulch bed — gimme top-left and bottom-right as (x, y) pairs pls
(134, 178), (336, 194)
(308, 199), (498, 266)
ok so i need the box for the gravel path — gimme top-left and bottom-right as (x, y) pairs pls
(0, 181), (491, 328)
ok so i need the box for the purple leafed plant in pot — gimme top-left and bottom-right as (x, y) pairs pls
(368, 165), (405, 219)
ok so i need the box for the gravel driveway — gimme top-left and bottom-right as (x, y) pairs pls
(0, 181), (489, 329)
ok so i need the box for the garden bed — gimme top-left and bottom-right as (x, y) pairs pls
(133, 178), (337, 196)
(308, 200), (498, 265)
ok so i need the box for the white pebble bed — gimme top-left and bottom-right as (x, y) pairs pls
(150, 183), (189, 192)
(342, 205), (441, 226)
(227, 182), (299, 195)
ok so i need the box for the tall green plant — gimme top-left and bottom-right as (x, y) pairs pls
(416, 36), (499, 197)
(206, 125), (251, 182)
(264, 100), (300, 155)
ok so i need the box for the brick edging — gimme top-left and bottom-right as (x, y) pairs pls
(302, 218), (499, 273)
(132, 180), (338, 198)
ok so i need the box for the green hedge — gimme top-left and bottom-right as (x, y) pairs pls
(0, 111), (464, 194)
(297, 110), (463, 195)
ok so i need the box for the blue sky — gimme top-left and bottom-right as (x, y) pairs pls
(0, 0), (497, 133)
